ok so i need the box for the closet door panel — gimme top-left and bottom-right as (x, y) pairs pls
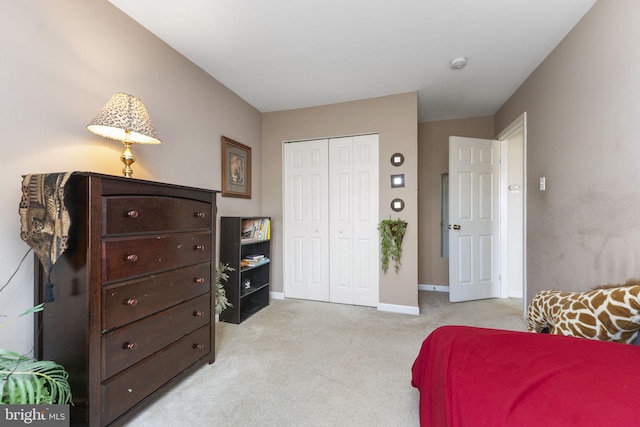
(283, 140), (329, 301)
(352, 135), (380, 307)
(330, 137), (355, 304)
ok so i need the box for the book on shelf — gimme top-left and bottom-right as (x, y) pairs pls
(240, 256), (270, 269)
(240, 218), (271, 242)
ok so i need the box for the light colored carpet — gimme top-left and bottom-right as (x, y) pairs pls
(125, 291), (525, 426)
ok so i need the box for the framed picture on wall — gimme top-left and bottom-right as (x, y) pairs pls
(221, 136), (251, 198)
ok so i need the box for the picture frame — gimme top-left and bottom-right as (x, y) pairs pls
(390, 173), (405, 188)
(221, 136), (251, 198)
(390, 152), (405, 166)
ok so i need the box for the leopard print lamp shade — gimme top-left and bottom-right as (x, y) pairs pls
(87, 93), (161, 144)
(87, 93), (161, 177)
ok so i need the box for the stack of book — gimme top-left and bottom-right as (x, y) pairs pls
(240, 254), (270, 269)
(241, 218), (271, 242)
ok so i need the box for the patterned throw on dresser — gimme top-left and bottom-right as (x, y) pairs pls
(19, 172), (72, 302)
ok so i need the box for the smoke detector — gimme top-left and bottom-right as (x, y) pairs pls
(449, 57), (467, 70)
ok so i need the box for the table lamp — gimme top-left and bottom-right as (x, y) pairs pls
(87, 93), (161, 177)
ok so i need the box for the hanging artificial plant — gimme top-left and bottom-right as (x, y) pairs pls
(377, 218), (408, 273)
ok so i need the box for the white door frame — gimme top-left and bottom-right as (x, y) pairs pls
(496, 112), (527, 313)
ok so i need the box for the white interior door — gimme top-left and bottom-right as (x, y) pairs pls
(283, 140), (329, 301)
(329, 135), (379, 306)
(449, 136), (500, 302)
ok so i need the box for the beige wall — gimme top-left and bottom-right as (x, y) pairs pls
(262, 93), (419, 309)
(496, 0), (640, 301)
(417, 117), (494, 286)
(1, 0), (262, 354)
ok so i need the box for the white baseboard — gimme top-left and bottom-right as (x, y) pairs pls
(377, 303), (420, 316)
(271, 292), (419, 315)
(270, 291), (285, 300)
(418, 284), (449, 292)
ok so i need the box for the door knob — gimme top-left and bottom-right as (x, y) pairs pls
(453, 224), (461, 230)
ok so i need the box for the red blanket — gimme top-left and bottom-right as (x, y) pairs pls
(411, 326), (640, 427)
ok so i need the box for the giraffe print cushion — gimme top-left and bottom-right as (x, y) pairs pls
(526, 280), (640, 344)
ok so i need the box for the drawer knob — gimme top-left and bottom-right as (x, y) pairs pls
(193, 245), (205, 251)
(123, 342), (137, 351)
(126, 298), (138, 307)
(194, 212), (206, 218)
(126, 254), (138, 262)
(125, 210), (139, 218)
(193, 277), (205, 284)
(193, 343), (204, 350)
(193, 310), (204, 317)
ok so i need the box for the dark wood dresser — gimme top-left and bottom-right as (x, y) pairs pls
(33, 172), (218, 426)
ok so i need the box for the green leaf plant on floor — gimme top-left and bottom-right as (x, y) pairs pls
(0, 304), (72, 405)
(215, 262), (235, 315)
(1, 250), (72, 405)
(377, 218), (408, 273)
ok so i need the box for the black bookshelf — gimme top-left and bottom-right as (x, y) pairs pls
(219, 217), (271, 323)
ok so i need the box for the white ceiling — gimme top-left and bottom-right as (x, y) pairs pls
(109, 0), (597, 123)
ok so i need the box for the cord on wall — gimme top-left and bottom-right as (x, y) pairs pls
(0, 248), (32, 294)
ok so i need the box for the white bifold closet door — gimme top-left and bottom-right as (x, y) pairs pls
(283, 138), (330, 302)
(283, 134), (379, 307)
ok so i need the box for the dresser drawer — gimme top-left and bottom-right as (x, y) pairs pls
(102, 263), (211, 332)
(102, 231), (212, 283)
(101, 324), (211, 426)
(102, 293), (210, 380)
(103, 196), (211, 236)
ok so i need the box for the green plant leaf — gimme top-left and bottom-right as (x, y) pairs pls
(0, 304), (45, 329)
(215, 262), (235, 315)
(0, 349), (72, 404)
(377, 218), (407, 273)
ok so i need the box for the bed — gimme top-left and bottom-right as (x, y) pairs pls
(411, 325), (640, 426)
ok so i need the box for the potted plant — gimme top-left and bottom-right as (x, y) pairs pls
(377, 218), (408, 273)
(215, 262), (235, 315)
(0, 305), (72, 404)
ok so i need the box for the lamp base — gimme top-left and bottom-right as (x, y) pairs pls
(120, 141), (135, 177)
